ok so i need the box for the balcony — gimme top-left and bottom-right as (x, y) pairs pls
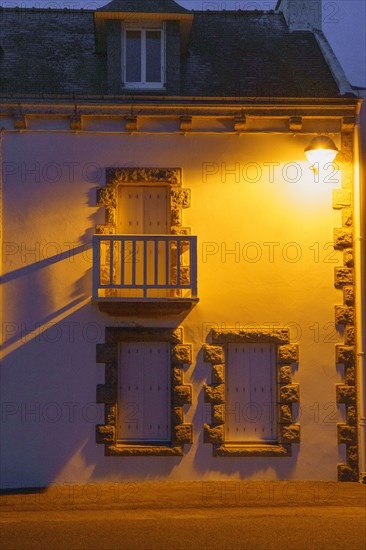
(92, 235), (198, 315)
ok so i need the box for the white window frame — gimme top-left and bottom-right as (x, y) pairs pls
(122, 22), (166, 90)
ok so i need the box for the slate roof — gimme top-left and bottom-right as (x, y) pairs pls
(97, 0), (190, 14)
(0, 7), (341, 98)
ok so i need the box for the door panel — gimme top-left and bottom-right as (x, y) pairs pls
(118, 342), (170, 441)
(226, 343), (276, 443)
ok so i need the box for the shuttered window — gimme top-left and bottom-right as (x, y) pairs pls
(226, 343), (276, 442)
(118, 342), (170, 442)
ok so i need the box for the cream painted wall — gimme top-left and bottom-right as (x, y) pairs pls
(1, 125), (347, 486)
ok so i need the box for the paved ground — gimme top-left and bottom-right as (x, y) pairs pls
(1, 482), (365, 550)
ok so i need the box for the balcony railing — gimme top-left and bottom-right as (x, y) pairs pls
(93, 235), (198, 309)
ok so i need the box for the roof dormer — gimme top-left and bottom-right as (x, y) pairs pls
(94, 0), (193, 94)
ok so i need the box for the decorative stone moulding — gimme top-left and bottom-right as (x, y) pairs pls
(289, 116), (302, 131)
(96, 167), (191, 236)
(333, 131), (358, 481)
(96, 327), (193, 456)
(203, 328), (300, 457)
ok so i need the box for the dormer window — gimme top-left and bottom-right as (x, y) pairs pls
(123, 23), (165, 89)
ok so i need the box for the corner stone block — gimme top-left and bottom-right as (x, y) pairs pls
(345, 365), (356, 386)
(281, 424), (300, 444)
(97, 185), (116, 208)
(212, 364), (225, 384)
(338, 464), (358, 482)
(172, 367), (183, 385)
(335, 305), (354, 326)
(336, 345), (355, 366)
(334, 267), (353, 286)
(332, 189), (351, 209)
(334, 228), (353, 249)
(343, 286), (354, 305)
(173, 384), (192, 406)
(96, 384), (117, 404)
(171, 344), (192, 365)
(204, 384), (225, 404)
(203, 424), (224, 444)
(279, 366), (292, 384)
(336, 384), (356, 404)
(346, 445), (358, 465)
(344, 327), (355, 345)
(279, 404), (292, 423)
(337, 423), (357, 444)
(172, 406), (184, 425)
(212, 404), (225, 424)
(343, 249), (354, 267)
(280, 384), (300, 403)
(96, 425), (115, 444)
(96, 343), (118, 363)
(203, 345), (225, 365)
(174, 424), (193, 444)
(105, 404), (117, 425)
(341, 208), (352, 227)
(277, 345), (298, 364)
(346, 406), (357, 426)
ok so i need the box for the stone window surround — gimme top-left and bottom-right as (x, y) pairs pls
(203, 328), (300, 457)
(96, 327), (193, 456)
(96, 167), (191, 236)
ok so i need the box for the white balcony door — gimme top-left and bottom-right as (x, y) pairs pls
(225, 343), (276, 442)
(118, 341), (170, 441)
(117, 186), (170, 294)
(117, 186), (169, 235)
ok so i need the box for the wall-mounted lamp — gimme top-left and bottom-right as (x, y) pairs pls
(304, 136), (339, 169)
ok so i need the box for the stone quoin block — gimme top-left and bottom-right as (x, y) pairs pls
(343, 286), (354, 305)
(344, 365), (356, 386)
(279, 365), (292, 384)
(172, 406), (184, 425)
(173, 385), (192, 406)
(338, 464), (358, 482)
(171, 344), (192, 365)
(334, 267), (353, 286)
(203, 345), (225, 364)
(277, 345), (298, 363)
(96, 425), (115, 444)
(335, 306), (354, 326)
(342, 208), (353, 227)
(334, 228), (353, 249)
(212, 404), (225, 424)
(204, 384), (225, 404)
(337, 424), (357, 444)
(96, 343), (118, 363)
(336, 345), (355, 366)
(96, 384), (117, 404)
(280, 384), (300, 403)
(279, 405), (292, 423)
(172, 367), (183, 385)
(173, 424), (193, 444)
(203, 424), (224, 444)
(212, 364), (225, 384)
(332, 189), (351, 209)
(344, 327), (355, 345)
(346, 406), (357, 426)
(336, 384), (356, 404)
(343, 249), (354, 267)
(281, 424), (300, 443)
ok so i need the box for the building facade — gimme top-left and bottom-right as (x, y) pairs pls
(1, 0), (365, 486)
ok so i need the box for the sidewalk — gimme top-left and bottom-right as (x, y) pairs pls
(1, 481), (365, 510)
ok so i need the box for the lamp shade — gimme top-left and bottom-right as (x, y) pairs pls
(304, 136), (339, 165)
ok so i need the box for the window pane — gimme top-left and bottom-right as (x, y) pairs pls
(126, 30), (141, 82)
(146, 31), (162, 83)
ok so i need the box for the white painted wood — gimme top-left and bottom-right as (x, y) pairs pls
(118, 342), (170, 441)
(226, 343), (276, 443)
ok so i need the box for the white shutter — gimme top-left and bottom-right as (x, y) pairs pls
(118, 341), (170, 441)
(117, 187), (144, 234)
(226, 343), (276, 443)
